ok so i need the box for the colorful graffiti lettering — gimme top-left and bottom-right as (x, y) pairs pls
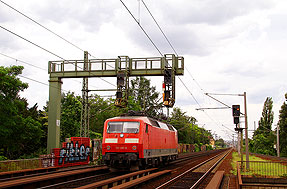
(52, 137), (90, 167)
(58, 141), (90, 164)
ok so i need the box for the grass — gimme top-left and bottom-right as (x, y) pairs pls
(230, 152), (287, 177)
(230, 152), (268, 175)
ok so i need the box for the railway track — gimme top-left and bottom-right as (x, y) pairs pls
(0, 166), (109, 189)
(0, 165), (99, 182)
(155, 148), (231, 189)
(0, 149), (229, 188)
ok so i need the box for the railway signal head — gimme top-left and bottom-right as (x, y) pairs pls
(232, 105), (240, 125)
(117, 72), (125, 87)
(232, 105), (240, 117)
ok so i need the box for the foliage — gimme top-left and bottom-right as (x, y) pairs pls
(169, 108), (212, 145)
(250, 97), (276, 156)
(194, 143), (200, 152)
(89, 95), (124, 135)
(215, 138), (225, 148)
(255, 97), (274, 135)
(0, 156), (7, 161)
(130, 77), (161, 117)
(60, 92), (82, 142)
(0, 66), (43, 159)
(250, 133), (276, 155)
(206, 144), (213, 151)
(278, 93), (287, 157)
(89, 130), (102, 139)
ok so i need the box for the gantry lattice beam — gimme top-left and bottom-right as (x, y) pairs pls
(48, 55), (184, 78)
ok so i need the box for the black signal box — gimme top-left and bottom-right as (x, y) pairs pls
(117, 73), (125, 87)
(232, 105), (240, 117)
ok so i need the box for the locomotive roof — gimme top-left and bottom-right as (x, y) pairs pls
(106, 116), (177, 132)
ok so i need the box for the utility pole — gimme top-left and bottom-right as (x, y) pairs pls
(237, 130), (241, 155)
(232, 134), (235, 148)
(240, 128), (243, 167)
(235, 121), (243, 165)
(80, 51), (89, 137)
(277, 125), (280, 157)
(243, 92), (250, 169)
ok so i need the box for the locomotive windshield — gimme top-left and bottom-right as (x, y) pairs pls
(107, 121), (140, 133)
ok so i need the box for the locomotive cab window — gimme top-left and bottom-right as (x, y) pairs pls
(107, 122), (140, 133)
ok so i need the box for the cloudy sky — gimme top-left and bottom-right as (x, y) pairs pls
(1, 0), (286, 140)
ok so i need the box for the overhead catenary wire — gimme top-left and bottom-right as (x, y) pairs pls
(0, 53), (79, 94)
(141, 0), (178, 56)
(0, 52), (102, 89)
(0, 0), (116, 87)
(0, 0), (87, 56)
(177, 77), (202, 108)
(120, 0), (163, 56)
(119, 0), (200, 104)
(0, 25), (116, 87)
(0, 0), (117, 70)
(133, 0), (207, 107)
(0, 25), (65, 60)
(121, 0), (236, 136)
(18, 75), (71, 94)
(140, 0), (206, 96)
(140, 4), (236, 134)
(0, 52), (46, 71)
(119, 1), (202, 106)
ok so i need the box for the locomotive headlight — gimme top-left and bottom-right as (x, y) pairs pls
(132, 146), (137, 150)
(106, 145), (111, 150)
(120, 133), (124, 138)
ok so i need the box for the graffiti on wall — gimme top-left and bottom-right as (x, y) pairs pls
(52, 137), (90, 167)
(58, 141), (90, 164)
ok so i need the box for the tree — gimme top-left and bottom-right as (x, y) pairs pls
(255, 97), (274, 135)
(89, 95), (123, 136)
(215, 138), (225, 148)
(130, 77), (161, 117)
(60, 92), (82, 142)
(169, 108), (194, 143)
(169, 107), (211, 145)
(251, 97), (276, 155)
(0, 66), (43, 159)
(278, 93), (287, 157)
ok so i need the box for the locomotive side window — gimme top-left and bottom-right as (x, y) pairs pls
(107, 122), (140, 133)
(145, 124), (148, 133)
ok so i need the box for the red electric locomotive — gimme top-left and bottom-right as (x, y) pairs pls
(102, 113), (178, 170)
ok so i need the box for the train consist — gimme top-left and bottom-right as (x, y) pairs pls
(102, 113), (178, 170)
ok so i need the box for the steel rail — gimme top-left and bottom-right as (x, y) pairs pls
(190, 149), (231, 188)
(0, 165), (100, 182)
(171, 149), (225, 165)
(0, 166), (109, 188)
(155, 150), (229, 189)
(38, 172), (113, 189)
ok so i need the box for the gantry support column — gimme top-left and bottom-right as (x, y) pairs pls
(47, 77), (62, 153)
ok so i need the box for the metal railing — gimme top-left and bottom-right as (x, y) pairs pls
(238, 161), (287, 178)
(48, 56), (184, 73)
(0, 155), (54, 172)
